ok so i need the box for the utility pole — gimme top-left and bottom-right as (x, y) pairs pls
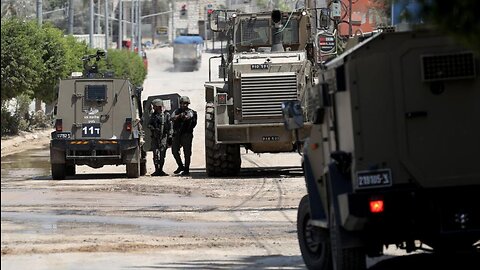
(170, 0), (176, 42)
(105, 0), (109, 50)
(68, 0), (74, 34)
(36, 0), (43, 112)
(348, 0), (352, 36)
(152, 0), (158, 44)
(96, 0), (101, 34)
(137, 0), (142, 56)
(131, 0), (135, 52)
(36, 0), (42, 26)
(89, 0), (94, 48)
(118, 0), (123, 49)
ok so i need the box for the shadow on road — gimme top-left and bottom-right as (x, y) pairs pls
(129, 251), (479, 269)
(186, 166), (303, 180)
(369, 252), (480, 270)
(130, 254), (305, 269)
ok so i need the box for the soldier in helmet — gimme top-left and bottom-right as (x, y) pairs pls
(148, 99), (172, 176)
(171, 96), (197, 176)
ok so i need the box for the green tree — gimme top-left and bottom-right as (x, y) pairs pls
(63, 35), (90, 75)
(101, 49), (147, 87)
(376, 0), (480, 52)
(417, 0), (480, 52)
(1, 19), (44, 102)
(32, 23), (70, 104)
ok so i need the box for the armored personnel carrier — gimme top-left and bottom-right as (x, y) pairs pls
(204, 9), (322, 176)
(50, 50), (146, 179)
(284, 29), (480, 269)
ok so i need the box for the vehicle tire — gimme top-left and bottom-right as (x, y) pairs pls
(140, 161), (147, 176)
(297, 195), (332, 270)
(66, 164), (76, 176)
(205, 102), (241, 177)
(126, 147), (140, 178)
(126, 162), (140, 178)
(51, 163), (66, 180)
(329, 202), (366, 270)
(140, 150), (147, 176)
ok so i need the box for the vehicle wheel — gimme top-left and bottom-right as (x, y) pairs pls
(66, 164), (76, 176)
(205, 102), (241, 177)
(51, 163), (66, 180)
(126, 162), (140, 178)
(140, 161), (147, 176)
(297, 195), (332, 270)
(139, 150), (147, 176)
(126, 147), (140, 178)
(329, 202), (366, 270)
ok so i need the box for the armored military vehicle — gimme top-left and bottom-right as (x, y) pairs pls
(284, 28), (480, 269)
(204, 9), (323, 176)
(50, 50), (146, 179)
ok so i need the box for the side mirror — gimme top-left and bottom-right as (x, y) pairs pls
(135, 86), (143, 97)
(210, 10), (228, 32)
(281, 100), (304, 131)
(317, 8), (331, 30)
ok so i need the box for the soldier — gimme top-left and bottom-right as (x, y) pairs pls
(148, 99), (172, 176)
(171, 96), (197, 176)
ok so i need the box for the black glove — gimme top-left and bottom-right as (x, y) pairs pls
(167, 137), (172, 147)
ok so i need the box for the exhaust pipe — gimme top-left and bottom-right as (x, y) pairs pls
(271, 10), (284, 52)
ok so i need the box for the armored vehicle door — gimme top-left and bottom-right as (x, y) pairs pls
(142, 93), (181, 151)
(399, 50), (480, 187)
(71, 79), (134, 140)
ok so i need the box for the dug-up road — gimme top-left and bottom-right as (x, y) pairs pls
(1, 47), (456, 270)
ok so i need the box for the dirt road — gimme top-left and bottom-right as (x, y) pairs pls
(1, 47), (310, 269)
(3, 47), (467, 270)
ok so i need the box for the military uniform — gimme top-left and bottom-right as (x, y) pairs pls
(148, 99), (172, 176)
(171, 96), (197, 176)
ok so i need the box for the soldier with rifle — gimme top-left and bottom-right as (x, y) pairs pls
(171, 96), (197, 176)
(148, 99), (173, 176)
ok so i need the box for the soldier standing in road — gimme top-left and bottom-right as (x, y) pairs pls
(171, 96), (197, 176)
(148, 99), (172, 176)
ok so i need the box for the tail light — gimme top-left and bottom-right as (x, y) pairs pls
(55, 119), (63, 132)
(369, 198), (384, 214)
(125, 118), (132, 131)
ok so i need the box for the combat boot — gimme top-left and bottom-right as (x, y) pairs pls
(180, 158), (190, 176)
(152, 170), (168, 176)
(174, 166), (184, 174)
(151, 164), (168, 176)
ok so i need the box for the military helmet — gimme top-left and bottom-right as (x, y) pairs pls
(180, 96), (190, 104)
(151, 99), (163, 107)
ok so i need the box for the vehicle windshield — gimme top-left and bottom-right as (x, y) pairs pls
(239, 18), (299, 47)
(240, 19), (270, 46)
(281, 19), (299, 45)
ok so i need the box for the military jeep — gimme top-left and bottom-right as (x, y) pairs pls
(50, 50), (146, 179)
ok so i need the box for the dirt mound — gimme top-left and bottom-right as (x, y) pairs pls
(1, 129), (51, 157)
